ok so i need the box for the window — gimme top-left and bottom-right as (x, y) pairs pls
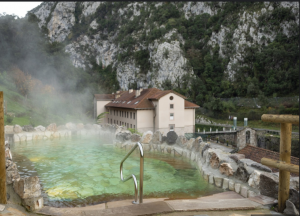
(130, 124), (132, 128)
(108, 118), (109, 123)
(133, 113), (135, 119)
(134, 125), (135, 129)
(122, 111), (123, 117)
(170, 104), (174, 109)
(127, 112), (128, 118)
(116, 111), (118, 116)
(169, 124), (175, 131)
(110, 119), (112, 124)
(127, 123), (129, 128)
(170, 113), (174, 120)
(170, 96), (173, 100)
(114, 110), (115, 115)
(130, 112), (132, 119)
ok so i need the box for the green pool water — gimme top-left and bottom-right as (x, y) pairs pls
(10, 135), (223, 207)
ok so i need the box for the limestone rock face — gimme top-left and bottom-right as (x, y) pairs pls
(30, 2), (299, 90)
(176, 135), (187, 147)
(166, 131), (178, 145)
(34, 125), (46, 132)
(13, 176), (42, 199)
(47, 2), (76, 42)
(219, 163), (233, 176)
(131, 133), (141, 142)
(13, 125), (23, 133)
(141, 131), (153, 144)
(46, 123), (57, 131)
(151, 131), (162, 144)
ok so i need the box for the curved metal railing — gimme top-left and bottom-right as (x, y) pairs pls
(120, 142), (144, 204)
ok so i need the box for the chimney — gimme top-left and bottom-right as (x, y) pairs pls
(116, 90), (120, 94)
(135, 89), (140, 97)
(129, 89), (133, 93)
(116, 94), (120, 99)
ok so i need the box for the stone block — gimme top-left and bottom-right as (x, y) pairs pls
(141, 131), (153, 144)
(13, 176), (41, 199)
(22, 196), (44, 211)
(191, 152), (196, 161)
(235, 183), (241, 194)
(209, 175), (214, 185)
(166, 131), (178, 145)
(0, 204), (5, 211)
(229, 180), (235, 191)
(222, 178), (229, 190)
(214, 177), (223, 188)
(248, 190), (258, 198)
(203, 173), (209, 182)
(240, 186), (248, 198)
(283, 200), (299, 215)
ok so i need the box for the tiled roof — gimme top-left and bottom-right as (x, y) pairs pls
(104, 88), (199, 110)
(94, 94), (115, 100)
(238, 145), (299, 176)
(185, 100), (200, 109)
(148, 90), (187, 100)
(105, 88), (161, 110)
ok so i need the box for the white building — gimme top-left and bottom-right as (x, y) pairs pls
(94, 88), (199, 136)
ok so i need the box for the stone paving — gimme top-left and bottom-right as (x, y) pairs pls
(32, 191), (282, 216)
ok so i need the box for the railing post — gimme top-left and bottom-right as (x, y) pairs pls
(0, 92), (7, 204)
(139, 149), (144, 204)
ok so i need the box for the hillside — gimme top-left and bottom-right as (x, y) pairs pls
(28, 1), (299, 105)
(0, 2), (299, 126)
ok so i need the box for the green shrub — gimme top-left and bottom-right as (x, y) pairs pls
(279, 108), (299, 115)
(6, 115), (14, 124)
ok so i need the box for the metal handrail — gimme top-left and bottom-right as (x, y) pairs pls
(120, 142), (144, 204)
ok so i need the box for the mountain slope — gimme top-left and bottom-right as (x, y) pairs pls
(29, 2), (299, 105)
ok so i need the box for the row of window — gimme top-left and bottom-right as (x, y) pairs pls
(109, 110), (135, 119)
(107, 118), (135, 129)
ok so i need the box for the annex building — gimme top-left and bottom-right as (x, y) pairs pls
(94, 88), (199, 136)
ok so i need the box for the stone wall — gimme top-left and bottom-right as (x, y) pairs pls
(4, 122), (299, 213)
(236, 127), (257, 149)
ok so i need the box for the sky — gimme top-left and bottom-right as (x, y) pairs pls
(0, 2), (42, 18)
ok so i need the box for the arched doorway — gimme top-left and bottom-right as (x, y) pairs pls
(246, 130), (250, 145)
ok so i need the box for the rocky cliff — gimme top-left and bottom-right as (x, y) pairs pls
(30, 2), (299, 91)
